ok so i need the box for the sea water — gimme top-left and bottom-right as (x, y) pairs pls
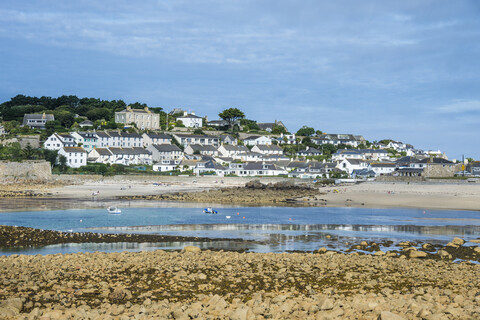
(1, 205), (479, 255)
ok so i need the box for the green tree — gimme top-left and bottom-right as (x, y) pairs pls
(296, 126), (315, 137)
(58, 155), (68, 172)
(219, 108), (245, 130)
(239, 119), (259, 131)
(271, 125), (287, 135)
(43, 149), (58, 167)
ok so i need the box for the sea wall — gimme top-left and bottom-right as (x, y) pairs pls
(0, 160), (52, 183)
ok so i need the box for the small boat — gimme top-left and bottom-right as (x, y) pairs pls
(107, 206), (121, 214)
(204, 207), (218, 214)
(226, 216), (231, 219)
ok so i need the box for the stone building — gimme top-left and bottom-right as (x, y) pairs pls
(115, 106), (160, 130)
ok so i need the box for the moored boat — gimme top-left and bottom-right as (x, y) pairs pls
(203, 207), (218, 214)
(107, 206), (121, 214)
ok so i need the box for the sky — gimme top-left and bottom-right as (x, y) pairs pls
(1, 1), (480, 159)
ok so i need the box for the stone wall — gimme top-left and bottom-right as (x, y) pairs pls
(376, 175), (425, 183)
(0, 135), (41, 148)
(0, 160), (52, 183)
(424, 163), (463, 178)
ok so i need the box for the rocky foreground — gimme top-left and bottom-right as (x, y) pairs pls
(0, 225), (246, 248)
(121, 180), (322, 204)
(0, 246), (479, 319)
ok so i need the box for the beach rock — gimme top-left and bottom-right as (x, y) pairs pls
(182, 246), (201, 253)
(374, 251), (385, 256)
(447, 237), (465, 247)
(409, 251), (428, 258)
(378, 311), (406, 320)
(469, 239), (480, 243)
(317, 296), (334, 310)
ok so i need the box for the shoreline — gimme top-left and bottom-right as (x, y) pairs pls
(1, 178), (480, 211)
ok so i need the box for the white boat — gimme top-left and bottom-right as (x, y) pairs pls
(107, 206), (121, 214)
(203, 207), (218, 214)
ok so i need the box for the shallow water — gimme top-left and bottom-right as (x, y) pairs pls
(1, 204), (480, 255)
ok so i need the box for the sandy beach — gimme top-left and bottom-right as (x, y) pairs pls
(2, 176), (480, 211)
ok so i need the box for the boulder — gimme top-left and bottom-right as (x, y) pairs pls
(447, 237), (465, 247)
(378, 311), (406, 320)
(182, 246), (201, 253)
(409, 251), (428, 258)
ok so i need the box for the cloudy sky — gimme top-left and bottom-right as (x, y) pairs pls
(1, 1), (479, 159)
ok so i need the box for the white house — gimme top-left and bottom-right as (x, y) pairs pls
(332, 150), (364, 162)
(106, 147), (152, 165)
(185, 144), (218, 156)
(88, 148), (113, 164)
(369, 162), (397, 176)
(234, 152), (264, 162)
(142, 133), (172, 147)
(23, 113), (55, 129)
(336, 158), (370, 175)
(96, 132), (110, 148)
(148, 144), (183, 161)
(70, 132), (98, 152)
(177, 112), (203, 128)
(58, 147), (87, 168)
(220, 134), (237, 145)
(153, 159), (182, 172)
(243, 135), (272, 146)
(0, 125), (6, 135)
(312, 134), (365, 148)
(193, 160), (225, 176)
(44, 133), (77, 151)
(251, 144), (283, 155)
(359, 149), (390, 161)
(172, 134), (220, 147)
(278, 133), (296, 145)
(297, 146), (322, 157)
(225, 162), (287, 176)
(217, 145), (249, 157)
(121, 132), (143, 148)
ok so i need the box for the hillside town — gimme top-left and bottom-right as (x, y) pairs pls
(0, 99), (476, 180)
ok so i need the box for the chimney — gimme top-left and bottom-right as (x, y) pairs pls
(144, 107), (149, 112)
(183, 111), (188, 116)
(306, 146), (309, 150)
(42, 112), (46, 119)
(127, 106), (132, 111)
(191, 111), (195, 115)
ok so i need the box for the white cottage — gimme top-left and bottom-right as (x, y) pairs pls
(44, 133), (77, 151)
(58, 147), (87, 168)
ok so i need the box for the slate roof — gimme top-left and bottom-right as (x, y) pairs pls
(221, 145), (249, 152)
(94, 148), (112, 156)
(23, 113), (55, 122)
(189, 144), (217, 152)
(178, 114), (203, 119)
(63, 147), (86, 153)
(151, 144), (182, 152)
(370, 163), (397, 168)
(418, 158), (453, 164)
(145, 133), (172, 139)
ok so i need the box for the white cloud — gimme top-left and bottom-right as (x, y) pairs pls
(438, 100), (480, 113)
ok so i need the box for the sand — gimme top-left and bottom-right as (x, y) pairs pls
(3, 176), (480, 211)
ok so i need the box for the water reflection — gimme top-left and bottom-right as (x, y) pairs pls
(92, 223), (480, 239)
(0, 241), (253, 256)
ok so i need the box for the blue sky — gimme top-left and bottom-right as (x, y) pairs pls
(1, 1), (480, 159)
